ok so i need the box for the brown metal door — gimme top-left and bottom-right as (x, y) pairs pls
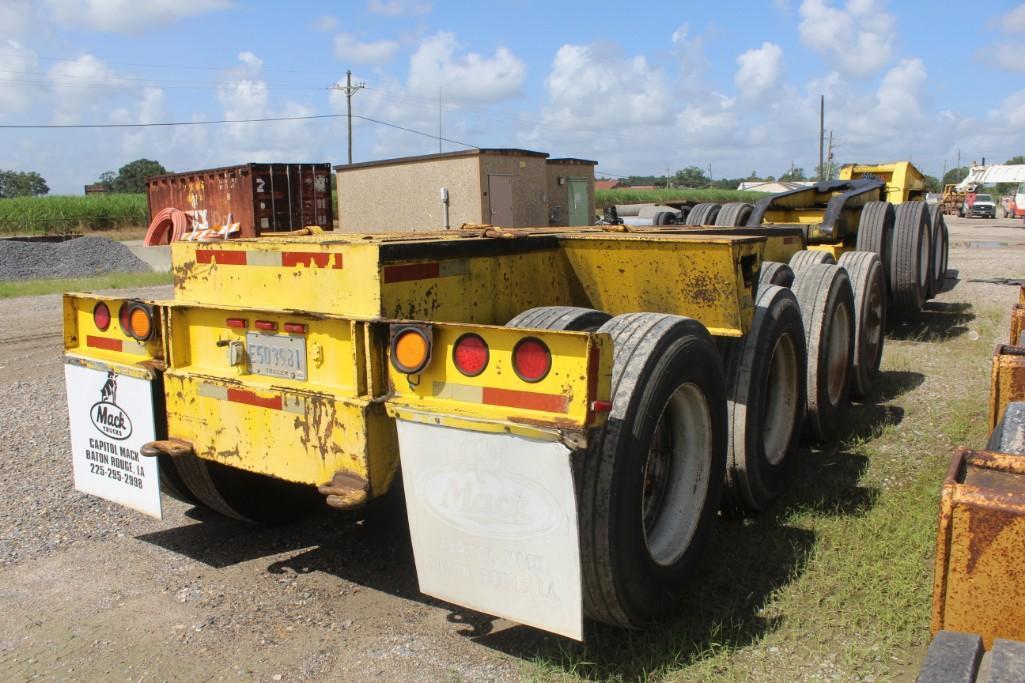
(487, 174), (513, 226)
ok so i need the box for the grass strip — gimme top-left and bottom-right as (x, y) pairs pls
(0, 271), (172, 298)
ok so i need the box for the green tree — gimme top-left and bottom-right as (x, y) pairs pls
(780, 167), (807, 182)
(942, 167), (969, 186)
(0, 170), (49, 198)
(923, 175), (941, 193)
(98, 158), (168, 193)
(673, 166), (709, 188)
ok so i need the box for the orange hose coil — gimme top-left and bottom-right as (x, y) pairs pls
(143, 207), (190, 246)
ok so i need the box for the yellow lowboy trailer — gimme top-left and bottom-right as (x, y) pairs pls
(66, 228), (787, 639)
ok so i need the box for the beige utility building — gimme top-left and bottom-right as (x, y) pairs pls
(334, 148), (595, 232)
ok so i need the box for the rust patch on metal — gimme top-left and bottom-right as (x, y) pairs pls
(965, 505), (1016, 574)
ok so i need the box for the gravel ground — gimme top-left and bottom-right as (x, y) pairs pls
(0, 236), (151, 281)
(0, 220), (1022, 681)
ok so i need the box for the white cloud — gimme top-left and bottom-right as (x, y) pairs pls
(0, 1), (34, 38)
(798, 0), (896, 76)
(671, 24), (709, 85)
(47, 54), (119, 124)
(735, 42), (784, 101)
(541, 45), (671, 129)
(42, 0), (232, 34)
(999, 3), (1025, 32)
(987, 42), (1025, 71)
(0, 41), (40, 118)
(333, 33), (400, 65)
(312, 14), (339, 32)
(408, 32), (525, 103)
(368, 0), (430, 16)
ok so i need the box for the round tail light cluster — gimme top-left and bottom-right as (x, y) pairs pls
(512, 338), (551, 382)
(452, 334), (489, 377)
(119, 301), (156, 342)
(92, 301), (111, 331)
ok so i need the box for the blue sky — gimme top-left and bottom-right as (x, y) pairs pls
(1, 0), (1024, 193)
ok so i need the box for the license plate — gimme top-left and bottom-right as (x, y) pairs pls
(247, 332), (307, 380)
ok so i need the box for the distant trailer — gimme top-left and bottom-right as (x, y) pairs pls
(146, 163), (333, 238)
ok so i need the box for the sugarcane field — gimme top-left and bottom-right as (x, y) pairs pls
(2, 3), (1025, 682)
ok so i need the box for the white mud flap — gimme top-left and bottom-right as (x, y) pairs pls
(65, 363), (162, 519)
(396, 420), (583, 640)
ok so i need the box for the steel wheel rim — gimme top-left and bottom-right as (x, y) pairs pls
(641, 382), (712, 567)
(826, 303), (852, 406)
(763, 333), (799, 466)
(863, 273), (885, 368)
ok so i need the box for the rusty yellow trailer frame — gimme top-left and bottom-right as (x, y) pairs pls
(931, 448), (1025, 650)
(838, 161), (927, 205)
(65, 227), (763, 501)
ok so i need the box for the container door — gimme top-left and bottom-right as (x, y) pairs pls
(487, 174), (514, 226)
(568, 178), (588, 226)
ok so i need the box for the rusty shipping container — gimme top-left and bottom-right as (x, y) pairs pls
(146, 163), (334, 238)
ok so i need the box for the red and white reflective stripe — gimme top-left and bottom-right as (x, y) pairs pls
(195, 249), (343, 269)
(383, 259), (469, 284)
(431, 381), (569, 414)
(197, 382), (304, 414)
(85, 335), (149, 355)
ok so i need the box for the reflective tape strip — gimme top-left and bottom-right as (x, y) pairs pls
(383, 259), (467, 283)
(282, 251), (343, 269)
(196, 249), (247, 265)
(195, 249), (342, 269)
(197, 383), (228, 401)
(431, 381), (568, 414)
(122, 340), (150, 356)
(482, 387), (569, 413)
(86, 335), (122, 352)
(197, 382), (306, 414)
(432, 381), (484, 402)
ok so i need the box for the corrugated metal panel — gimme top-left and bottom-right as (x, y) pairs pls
(146, 163), (333, 237)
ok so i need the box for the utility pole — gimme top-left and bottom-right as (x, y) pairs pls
(332, 70), (366, 165)
(438, 87), (443, 153)
(818, 95), (825, 181)
(957, 148), (961, 180)
(824, 130), (834, 180)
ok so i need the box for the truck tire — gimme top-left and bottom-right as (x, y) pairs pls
(759, 261), (795, 289)
(789, 249), (835, 273)
(685, 203), (722, 226)
(837, 251), (886, 399)
(172, 456), (324, 523)
(792, 264), (855, 443)
(721, 285), (806, 511)
(579, 313), (727, 627)
(891, 202), (931, 312)
(506, 306), (611, 332)
(714, 202), (754, 227)
(927, 204), (948, 298)
(856, 201), (894, 292)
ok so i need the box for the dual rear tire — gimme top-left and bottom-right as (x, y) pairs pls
(510, 307), (727, 628)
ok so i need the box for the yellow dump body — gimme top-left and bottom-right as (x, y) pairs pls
(838, 161), (926, 204)
(66, 227), (763, 499)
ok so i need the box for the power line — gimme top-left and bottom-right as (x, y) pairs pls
(0, 112), (480, 149)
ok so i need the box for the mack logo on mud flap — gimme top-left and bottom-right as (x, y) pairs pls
(88, 371), (132, 440)
(419, 468), (562, 540)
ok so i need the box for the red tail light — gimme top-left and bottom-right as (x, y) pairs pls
(284, 322), (306, 334)
(452, 334), (489, 377)
(93, 302), (111, 331)
(226, 318), (248, 329)
(513, 338), (551, 383)
(255, 320), (276, 331)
